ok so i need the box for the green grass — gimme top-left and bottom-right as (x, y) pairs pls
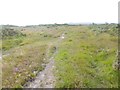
(54, 26), (118, 88)
(2, 36), (24, 51)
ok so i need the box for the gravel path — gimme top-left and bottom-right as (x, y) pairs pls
(24, 33), (65, 88)
(25, 57), (56, 88)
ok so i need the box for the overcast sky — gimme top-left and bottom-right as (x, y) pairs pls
(0, 0), (119, 26)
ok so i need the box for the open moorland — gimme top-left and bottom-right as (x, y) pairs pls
(1, 23), (119, 88)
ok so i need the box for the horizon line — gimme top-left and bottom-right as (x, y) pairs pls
(0, 22), (118, 26)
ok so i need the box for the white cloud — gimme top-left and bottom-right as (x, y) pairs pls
(0, 0), (119, 25)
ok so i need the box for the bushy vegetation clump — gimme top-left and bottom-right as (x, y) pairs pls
(2, 27), (26, 39)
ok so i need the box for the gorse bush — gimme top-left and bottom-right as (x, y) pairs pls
(2, 26), (26, 51)
(2, 27), (26, 39)
(89, 24), (118, 36)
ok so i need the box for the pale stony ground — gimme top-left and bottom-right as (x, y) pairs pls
(24, 33), (65, 88)
(25, 57), (56, 88)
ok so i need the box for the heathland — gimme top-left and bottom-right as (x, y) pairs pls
(1, 23), (118, 88)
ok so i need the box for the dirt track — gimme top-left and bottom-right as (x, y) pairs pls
(24, 33), (65, 88)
